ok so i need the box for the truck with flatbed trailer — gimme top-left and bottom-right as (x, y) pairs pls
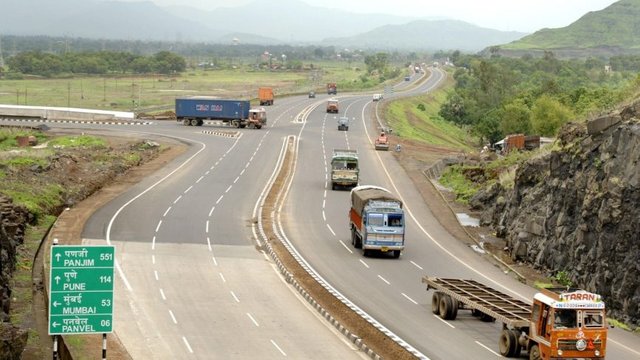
(331, 149), (358, 190)
(422, 276), (607, 360)
(175, 97), (266, 129)
(349, 186), (405, 258)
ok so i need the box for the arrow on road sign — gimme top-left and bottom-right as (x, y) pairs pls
(55, 276), (60, 284)
(55, 253), (61, 261)
(52, 322), (59, 328)
(53, 301), (60, 307)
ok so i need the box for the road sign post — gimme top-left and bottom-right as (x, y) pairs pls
(48, 245), (115, 335)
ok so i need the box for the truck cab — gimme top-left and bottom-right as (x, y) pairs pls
(326, 99), (339, 113)
(528, 289), (607, 359)
(337, 116), (350, 131)
(331, 149), (358, 190)
(247, 108), (267, 129)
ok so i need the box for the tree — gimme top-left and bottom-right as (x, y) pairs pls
(364, 53), (389, 75)
(531, 95), (574, 136)
(500, 99), (532, 135)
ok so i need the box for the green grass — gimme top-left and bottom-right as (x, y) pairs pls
(384, 80), (474, 151)
(439, 165), (482, 204)
(0, 129), (48, 150)
(48, 135), (106, 149)
(0, 61), (392, 111)
(2, 183), (64, 218)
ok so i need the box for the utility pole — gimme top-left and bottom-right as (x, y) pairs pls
(0, 35), (4, 69)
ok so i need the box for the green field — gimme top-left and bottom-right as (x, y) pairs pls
(0, 60), (397, 112)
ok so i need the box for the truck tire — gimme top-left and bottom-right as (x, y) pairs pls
(431, 292), (441, 314)
(439, 294), (455, 320)
(256, 125), (262, 129)
(528, 344), (541, 360)
(232, 120), (240, 128)
(392, 250), (401, 259)
(182, 119), (190, 126)
(499, 329), (520, 357)
(197, 120), (203, 126)
(351, 227), (362, 249)
(190, 119), (199, 126)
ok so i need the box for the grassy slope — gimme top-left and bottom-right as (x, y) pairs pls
(503, 0), (640, 50)
(384, 75), (474, 151)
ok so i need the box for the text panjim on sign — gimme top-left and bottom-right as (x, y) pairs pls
(556, 290), (605, 309)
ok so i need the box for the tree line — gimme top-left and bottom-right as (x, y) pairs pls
(4, 50), (186, 77)
(438, 51), (640, 144)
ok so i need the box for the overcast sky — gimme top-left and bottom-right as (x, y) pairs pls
(139, 0), (618, 32)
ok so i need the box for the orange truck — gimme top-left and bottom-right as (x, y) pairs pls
(422, 276), (607, 360)
(258, 87), (274, 106)
(374, 131), (389, 150)
(326, 98), (339, 113)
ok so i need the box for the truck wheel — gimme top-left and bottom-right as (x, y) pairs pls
(232, 120), (240, 128)
(392, 250), (401, 259)
(351, 227), (362, 249)
(363, 249), (370, 257)
(256, 125), (262, 129)
(182, 119), (190, 126)
(431, 292), (441, 314)
(197, 120), (203, 126)
(528, 344), (541, 360)
(190, 119), (199, 126)
(499, 329), (519, 357)
(439, 294), (454, 320)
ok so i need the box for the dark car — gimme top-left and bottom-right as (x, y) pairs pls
(308, 91), (316, 98)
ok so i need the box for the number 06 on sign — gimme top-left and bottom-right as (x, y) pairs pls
(48, 245), (115, 335)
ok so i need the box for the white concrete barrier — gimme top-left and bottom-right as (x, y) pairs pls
(0, 104), (134, 121)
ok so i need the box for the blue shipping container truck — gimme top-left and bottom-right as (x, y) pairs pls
(176, 97), (266, 129)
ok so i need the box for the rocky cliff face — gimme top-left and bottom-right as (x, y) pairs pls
(472, 101), (640, 327)
(0, 195), (30, 359)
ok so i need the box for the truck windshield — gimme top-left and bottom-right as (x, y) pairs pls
(554, 309), (577, 329)
(367, 214), (384, 226)
(388, 214), (403, 227)
(583, 311), (604, 328)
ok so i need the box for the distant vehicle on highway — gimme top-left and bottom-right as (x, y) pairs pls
(372, 93), (382, 101)
(308, 91), (316, 98)
(404, 76), (411, 81)
(326, 98), (339, 113)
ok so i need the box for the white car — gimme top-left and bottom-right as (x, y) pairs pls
(372, 93), (382, 101)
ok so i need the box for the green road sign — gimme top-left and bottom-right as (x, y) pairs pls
(49, 245), (115, 335)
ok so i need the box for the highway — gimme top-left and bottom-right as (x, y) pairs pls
(3, 67), (639, 359)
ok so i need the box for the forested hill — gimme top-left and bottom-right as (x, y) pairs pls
(497, 0), (640, 57)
